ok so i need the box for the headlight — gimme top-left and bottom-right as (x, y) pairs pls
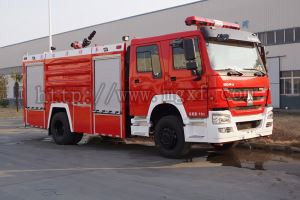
(267, 111), (273, 119)
(212, 114), (231, 124)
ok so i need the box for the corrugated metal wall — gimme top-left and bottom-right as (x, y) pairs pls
(1, 0), (299, 70)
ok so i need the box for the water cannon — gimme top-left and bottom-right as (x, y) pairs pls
(88, 31), (96, 40)
(71, 30), (97, 49)
(70, 41), (83, 49)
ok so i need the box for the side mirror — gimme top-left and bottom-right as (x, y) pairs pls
(186, 61), (198, 70)
(183, 39), (196, 61)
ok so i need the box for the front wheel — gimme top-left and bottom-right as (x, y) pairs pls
(154, 115), (190, 158)
(50, 112), (83, 145)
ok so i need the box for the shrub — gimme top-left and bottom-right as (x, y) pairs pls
(0, 99), (9, 108)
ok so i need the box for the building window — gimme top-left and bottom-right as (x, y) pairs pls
(280, 70), (300, 95)
(280, 79), (292, 95)
(280, 71), (292, 95)
(257, 32), (266, 45)
(280, 79), (284, 94)
(295, 27), (300, 42)
(285, 79), (292, 94)
(281, 71), (292, 77)
(136, 45), (162, 78)
(276, 30), (284, 44)
(294, 71), (300, 77)
(294, 79), (300, 94)
(257, 27), (300, 46)
(294, 71), (300, 94)
(285, 28), (294, 43)
(172, 38), (202, 71)
(266, 31), (275, 45)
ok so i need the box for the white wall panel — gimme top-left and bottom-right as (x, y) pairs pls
(267, 58), (280, 108)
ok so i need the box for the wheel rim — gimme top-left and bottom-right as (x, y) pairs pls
(54, 120), (64, 136)
(158, 127), (177, 150)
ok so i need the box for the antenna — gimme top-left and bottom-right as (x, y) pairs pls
(48, 0), (53, 52)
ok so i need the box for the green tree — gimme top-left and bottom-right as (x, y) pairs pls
(0, 74), (8, 100)
(11, 71), (23, 112)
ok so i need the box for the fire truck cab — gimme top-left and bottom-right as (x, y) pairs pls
(23, 16), (273, 158)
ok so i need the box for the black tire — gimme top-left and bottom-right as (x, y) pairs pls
(212, 142), (236, 151)
(154, 115), (191, 158)
(73, 133), (84, 144)
(50, 112), (83, 145)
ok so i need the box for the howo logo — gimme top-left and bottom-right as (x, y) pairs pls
(247, 91), (254, 106)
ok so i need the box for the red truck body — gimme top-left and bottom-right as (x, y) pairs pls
(23, 16), (273, 157)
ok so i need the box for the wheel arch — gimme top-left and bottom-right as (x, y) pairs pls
(147, 94), (188, 127)
(150, 104), (183, 128)
(47, 103), (73, 132)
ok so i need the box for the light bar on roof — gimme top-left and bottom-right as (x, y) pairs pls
(185, 16), (240, 30)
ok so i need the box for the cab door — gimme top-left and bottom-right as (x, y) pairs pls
(129, 43), (164, 116)
(163, 37), (208, 118)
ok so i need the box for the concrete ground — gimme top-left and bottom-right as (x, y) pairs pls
(0, 118), (300, 200)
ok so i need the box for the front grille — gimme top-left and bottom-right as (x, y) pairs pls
(226, 88), (265, 92)
(224, 88), (267, 115)
(236, 120), (261, 130)
(228, 96), (265, 101)
(234, 106), (262, 111)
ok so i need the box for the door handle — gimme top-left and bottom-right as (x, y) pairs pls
(170, 77), (177, 81)
(134, 79), (140, 84)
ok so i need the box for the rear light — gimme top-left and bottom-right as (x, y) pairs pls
(116, 45), (122, 49)
(185, 16), (240, 30)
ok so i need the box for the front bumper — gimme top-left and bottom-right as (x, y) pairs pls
(184, 107), (273, 143)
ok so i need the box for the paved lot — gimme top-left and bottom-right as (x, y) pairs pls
(0, 118), (300, 200)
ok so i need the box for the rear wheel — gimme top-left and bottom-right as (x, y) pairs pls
(50, 112), (83, 145)
(154, 115), (190, 158)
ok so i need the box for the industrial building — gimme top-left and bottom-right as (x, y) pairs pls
(0, 0), (299, 109)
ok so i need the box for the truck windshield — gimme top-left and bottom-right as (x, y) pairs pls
(206, 41), (266, 73)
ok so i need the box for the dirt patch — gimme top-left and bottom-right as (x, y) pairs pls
(0, 108), (23, 119)
(252, 111), (300, 147)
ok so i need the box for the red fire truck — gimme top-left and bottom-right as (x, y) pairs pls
(23, 16), (273, 158)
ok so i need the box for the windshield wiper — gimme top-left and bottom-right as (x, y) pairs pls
(216, 68), (243, 76)
(243, 68), (266, 77)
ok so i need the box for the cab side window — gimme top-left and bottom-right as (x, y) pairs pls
(136, 45), (162, 78)
(172, 38), (202, 71)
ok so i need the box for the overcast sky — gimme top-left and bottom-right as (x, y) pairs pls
(0, 0), (199, 47)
